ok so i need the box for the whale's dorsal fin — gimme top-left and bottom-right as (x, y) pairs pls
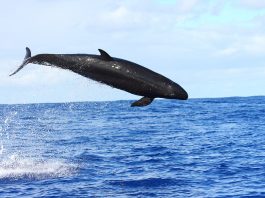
(98, 49), (113, 61)
(24, 47), (31, 60)
(131, 97), (154, 107)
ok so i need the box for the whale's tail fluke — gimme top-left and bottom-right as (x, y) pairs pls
(9, 47), (31, 76)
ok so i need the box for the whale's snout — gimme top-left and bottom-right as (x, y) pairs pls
(167, 83), (188, 100)
(177, 88), (188, 100)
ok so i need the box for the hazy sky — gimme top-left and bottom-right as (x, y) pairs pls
(1, 0), (265, 104)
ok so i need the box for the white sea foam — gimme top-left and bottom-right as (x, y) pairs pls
(0, 155), (77, 179)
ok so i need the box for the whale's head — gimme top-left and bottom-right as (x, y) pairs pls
(166, 82), (188, 100)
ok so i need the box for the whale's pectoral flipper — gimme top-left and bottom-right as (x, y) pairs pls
(98, 49), (113, 61)
(131, 97), (154, 107)
(9, 47), (32, 76)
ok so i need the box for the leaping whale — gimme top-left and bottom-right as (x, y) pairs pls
(10, 48), (188, 107)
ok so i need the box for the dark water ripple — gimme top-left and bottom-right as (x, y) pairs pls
(0, 96), (265, 197)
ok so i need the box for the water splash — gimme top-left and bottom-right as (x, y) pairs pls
(0, 145), (4, 155)
(0, 110), (18, 157)
(0, 154), (77, 180)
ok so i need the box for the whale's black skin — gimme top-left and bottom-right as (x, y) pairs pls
(10, 48), (188, 107)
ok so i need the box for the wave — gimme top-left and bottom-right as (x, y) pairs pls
(108, 177), (183, 188)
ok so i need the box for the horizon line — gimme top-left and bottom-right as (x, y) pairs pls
(1, 95), (264, 106)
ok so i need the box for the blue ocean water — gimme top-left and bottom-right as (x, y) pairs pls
(1, 96), (265, 197)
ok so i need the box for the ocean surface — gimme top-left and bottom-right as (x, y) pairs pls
(1, 96), (265, 197)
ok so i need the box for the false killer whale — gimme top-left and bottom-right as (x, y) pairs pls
(10, 48), (188, 107)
